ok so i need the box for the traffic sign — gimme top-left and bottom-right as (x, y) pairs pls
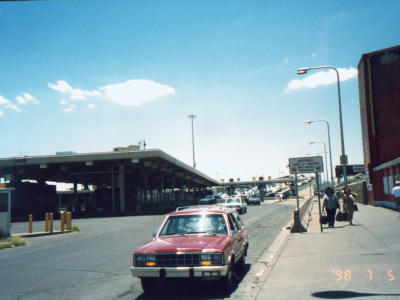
(289, 156), (324, 174)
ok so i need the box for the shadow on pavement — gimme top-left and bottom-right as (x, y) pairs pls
(134, 263), (251, 300)
(312, 290), (400, 299)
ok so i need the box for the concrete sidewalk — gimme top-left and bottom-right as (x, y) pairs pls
(255, 200), (400, 299)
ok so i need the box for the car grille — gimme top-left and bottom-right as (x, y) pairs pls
(156, 253), (201, 267)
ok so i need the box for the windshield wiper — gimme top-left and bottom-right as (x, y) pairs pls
(185, 231), (216, 236)
(163, 232), (185, 236)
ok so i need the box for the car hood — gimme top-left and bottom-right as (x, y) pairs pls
(135, 234), (231, 253)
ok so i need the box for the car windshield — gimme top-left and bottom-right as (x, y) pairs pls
(159, 214), (228, 235)
(226, 199), (240, 204)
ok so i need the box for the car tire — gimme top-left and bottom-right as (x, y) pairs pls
(141, 278), (158, 294)
(221, 262), (234, 291)
(236, 255), (246, 273)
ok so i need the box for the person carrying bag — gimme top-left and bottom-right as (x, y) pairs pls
(343, 187), (356, 225)
(321, 187), (340, 228)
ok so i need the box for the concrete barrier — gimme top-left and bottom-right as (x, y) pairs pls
(291, 196), (314, 233)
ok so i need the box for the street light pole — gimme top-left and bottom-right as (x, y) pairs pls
(188, 114), (197, 168)
(306, 120), (334, 186)
(309, 141), (328, 185)
(298, 66), (348, 187)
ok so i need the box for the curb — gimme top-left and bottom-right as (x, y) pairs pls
(233, 220), (292, 299)
(13, 230), (73, 238)
(233, 197), (313, 299)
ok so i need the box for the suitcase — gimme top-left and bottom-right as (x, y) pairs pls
(320, 214), (328, 224)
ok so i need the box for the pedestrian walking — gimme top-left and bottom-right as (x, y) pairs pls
(343, 187), (356, 225)
(392, 181), (400, 211)
(322, 187), (339, 228)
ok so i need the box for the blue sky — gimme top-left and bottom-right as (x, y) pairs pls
(0, 0), (399, 182)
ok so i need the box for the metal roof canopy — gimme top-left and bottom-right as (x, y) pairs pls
(373, 157), (400, 172)
(0, 149), (218, 189)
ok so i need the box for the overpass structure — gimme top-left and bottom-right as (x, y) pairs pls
(0, 148), (218, 219)
(219, 177), (297, 187)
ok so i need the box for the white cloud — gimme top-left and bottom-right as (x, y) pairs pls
(5, 103), (21, 111)
(60, 98), (69, 105)
(16, 92), (39, 104)
(51, 79), (176, 112)
(285, 67), (358, 93)
(0, 95), (10, 105)
(63, 107), (74, 113)
(48, 80), (102, 100)
(100, 79), (176, 106)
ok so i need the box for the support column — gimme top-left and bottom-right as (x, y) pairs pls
(143, 168), (148, 207)
(58, 193), (62, 209)
(171, 177), (176, 202)
(119, 164), (126, 213)
(73, 182), (78, 213)
(111, 169), (116, 214)
(135, 186), (141, 213)
(160, 175), (164, 203)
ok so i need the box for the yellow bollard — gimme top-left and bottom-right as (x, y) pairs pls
(60, 212), (65, 232)
(49, 213), (54, 233)
(28, 214), (33, 233)
(45, 213), (49, 232)
(67, 212), (72, 231)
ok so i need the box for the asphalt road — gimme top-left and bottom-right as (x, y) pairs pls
(1, 200), (298, 300)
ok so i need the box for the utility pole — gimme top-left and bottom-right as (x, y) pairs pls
(188, 114), (196, 168)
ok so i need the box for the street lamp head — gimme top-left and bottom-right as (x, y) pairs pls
(297, 68), (309, 75)
(305, 120), (312, 125)
(308, 141), (315, 145)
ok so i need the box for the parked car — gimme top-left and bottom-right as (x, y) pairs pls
(198, 195), (216, 205)
(240, 194), (249, 205)
(130, 206), (249, 293)
(247, 194), (261, 205)
(221, 197), (247, 214)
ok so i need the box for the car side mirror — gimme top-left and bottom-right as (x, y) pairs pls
(153, 232), (157, 237)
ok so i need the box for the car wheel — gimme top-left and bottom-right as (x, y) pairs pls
(236, 255), (246, 273)
(141, 278), (158, 294)
(221, 262), (234, 291)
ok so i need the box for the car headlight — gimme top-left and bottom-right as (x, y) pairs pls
(134, 254), (157, 267)
(200, 253), (223, 266)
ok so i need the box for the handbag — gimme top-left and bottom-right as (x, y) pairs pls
(354, 204), (358, 211)
(336, 211), (347, 221)
(320, 214), (328, 224)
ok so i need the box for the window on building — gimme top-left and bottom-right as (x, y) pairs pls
(388, 174), (394, 193)
(383, 176), (389, 194)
